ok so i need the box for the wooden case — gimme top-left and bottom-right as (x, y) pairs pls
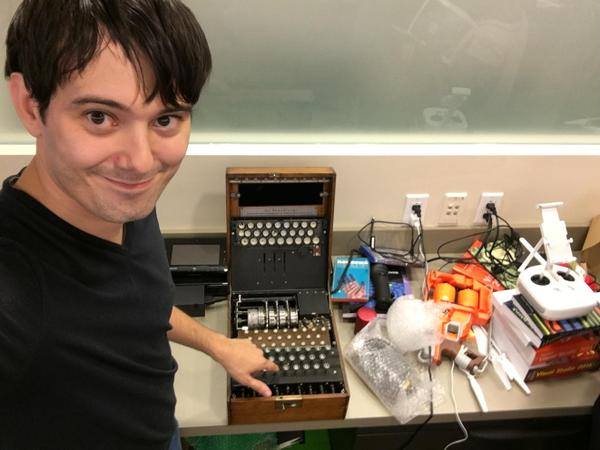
(225, 167), (349, 424)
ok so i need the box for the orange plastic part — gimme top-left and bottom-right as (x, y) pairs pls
(425, 270), (493, 364)
(457, 288), (479, 308)
(434, 282), (456, 303)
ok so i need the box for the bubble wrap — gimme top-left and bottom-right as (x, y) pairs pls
(387, 297), (445, 353)
(345, 318), (444, 424)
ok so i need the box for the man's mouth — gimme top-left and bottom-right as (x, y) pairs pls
(102, 176), (155, 191)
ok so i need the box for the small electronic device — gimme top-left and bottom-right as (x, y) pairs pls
(226, 167), (348, 425)
(517, 202), (599, 321)
(164, 236), (229, 316)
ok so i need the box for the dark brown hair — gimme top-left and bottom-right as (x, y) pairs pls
(5, 0), (212, 119)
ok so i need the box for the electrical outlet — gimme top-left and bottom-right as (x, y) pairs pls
(439, 192), (467, 226)
(403, 193), (429, 223)
(473, 192), (504, 225)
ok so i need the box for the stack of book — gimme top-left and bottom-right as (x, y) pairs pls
(492, 289), (600, 382)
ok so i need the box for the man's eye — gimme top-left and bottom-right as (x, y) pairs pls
(156, 115), (175, 127)
(87, 111), (107, 125)
(156, 115), (181, 128)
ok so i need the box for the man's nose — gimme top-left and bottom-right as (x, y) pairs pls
(117, 126), (155, 175)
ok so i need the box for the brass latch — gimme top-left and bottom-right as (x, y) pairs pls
(275, 395), (303, 411)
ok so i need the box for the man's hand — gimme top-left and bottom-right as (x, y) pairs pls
(167, 307), (278, 397)
(212, 337), (279, 397)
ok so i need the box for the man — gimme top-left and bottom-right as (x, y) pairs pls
(0, 1), (277, 449)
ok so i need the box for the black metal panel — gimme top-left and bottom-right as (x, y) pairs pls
(231, 246), (327, 292)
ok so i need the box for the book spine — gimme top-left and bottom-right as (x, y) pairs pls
(525, 358), (600, 382)
(513, 295), (551, 336)
(504, 301), (543, 342)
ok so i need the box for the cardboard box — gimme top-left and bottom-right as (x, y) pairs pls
(581, 215), (600, 278)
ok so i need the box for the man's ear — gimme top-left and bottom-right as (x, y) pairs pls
(7, 73), (44, 137)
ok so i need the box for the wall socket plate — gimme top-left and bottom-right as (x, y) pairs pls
(439, 192), (468, 226)
(473, 192), (504, 225)
(403, 193), (429, 223)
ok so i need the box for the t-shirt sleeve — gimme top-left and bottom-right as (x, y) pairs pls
(0, 240), (43, 394)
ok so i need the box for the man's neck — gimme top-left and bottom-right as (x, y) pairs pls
(14, 160), (124, 245)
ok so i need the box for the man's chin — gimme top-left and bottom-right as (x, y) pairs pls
(97, 203), (156, 224)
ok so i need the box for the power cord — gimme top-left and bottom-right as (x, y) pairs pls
(356, 218), (422, 266)
(410, 204), (429, 296)
(397, 346), (434, 450)
(427, 202), (522, 287)
(443, 361), (469, 450)
(332, 218), (424, 294)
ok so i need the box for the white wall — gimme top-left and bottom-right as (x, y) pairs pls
(2, 153), (597, 232)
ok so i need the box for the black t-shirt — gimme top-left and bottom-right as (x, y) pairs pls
(0, 175), (177, 450)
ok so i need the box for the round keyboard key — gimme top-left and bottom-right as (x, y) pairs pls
(277, 237), (285, 245)
(301, 221), (308, 228)
(294, 237), (302, 245)
(241, 238), (249, 246)
(283, 222), (290, 229)
(292, 221), (299, 229)
(298, 229), (305, 237)
(312, 237), (320, 245)
(244, 230), (252, 237)
(289, 229), (296, 237)
(286, 237), (293, 245)
(247, 222), (255, 229)
(268, 237), (275, 246)
(237, 222), (245, 229)
(237, 230), (244, 237)
(310, 221), (317, 228)
(303, 237), (311, 245)
(265, 222), (273, 229)
(274, 221), (282, 229)
(253, 230), (260, 237)
(259, 238), (267, 246)
(256, 222), (264, 229)
(281, 229), (288, 237)
(307, 229), (314, 236)
(250, 238), (258, 246)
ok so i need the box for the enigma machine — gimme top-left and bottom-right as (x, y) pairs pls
(226, 167), (349, 424)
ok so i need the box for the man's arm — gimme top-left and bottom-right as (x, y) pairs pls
(167, 306), (278, 397)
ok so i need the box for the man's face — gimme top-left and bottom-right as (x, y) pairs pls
(36, 42), (191, 226)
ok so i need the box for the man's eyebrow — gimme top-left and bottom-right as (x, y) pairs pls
(71, 96), (128, 110)
(71, 96), (193, 114)
(159, 104), (193, 115)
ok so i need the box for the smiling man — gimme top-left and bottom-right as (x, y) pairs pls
(0, 1), (276, 450)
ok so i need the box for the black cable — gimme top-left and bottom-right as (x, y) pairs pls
(397, 348), (434, 450)
(426, 216), (494, 265)
(427, 204), (522, 287)
(355, 219), (419, 265)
